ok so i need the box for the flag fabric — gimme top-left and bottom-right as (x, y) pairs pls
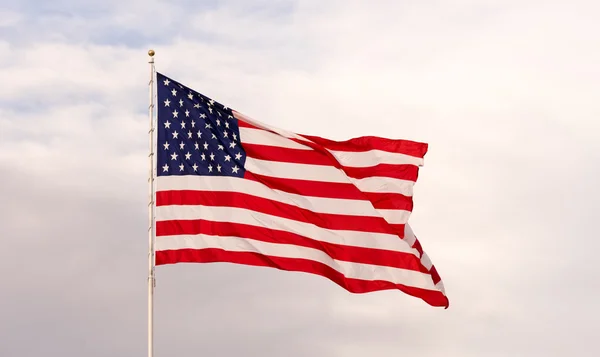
(154, 72), (448, 308)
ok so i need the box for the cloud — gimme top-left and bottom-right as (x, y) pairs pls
(0, 1), (599, 356)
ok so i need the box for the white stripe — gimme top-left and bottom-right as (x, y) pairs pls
(403, 224), (417, 247)
(404, 224), (436, 273)
(353, 176), (414, 196)
(157, 175), (407, 219)
(235, 111), (308, 142)
(245, 157), (346, 183)
(155, 234), (437, 291)
(155, 204), (420, 257)
(239, 127), (311, 150)
(376, 209), (411, 224)
(329, 149), (424, 168)
(420, 252), (433, 270)
(435, 280), (446, 294)
(245, 157), (414, 196)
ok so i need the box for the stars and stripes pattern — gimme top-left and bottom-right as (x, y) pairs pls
(155, 72), (448, 308)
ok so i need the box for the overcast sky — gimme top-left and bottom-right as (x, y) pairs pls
(1, 0), (599, 356)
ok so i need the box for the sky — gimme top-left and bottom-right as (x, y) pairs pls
(1, 0), (599, 356)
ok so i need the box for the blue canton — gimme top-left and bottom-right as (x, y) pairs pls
(156, 72), (247, 178)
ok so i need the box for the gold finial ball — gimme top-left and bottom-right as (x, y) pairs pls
(148, 49), (155, 57)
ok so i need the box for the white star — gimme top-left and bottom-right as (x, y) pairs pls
(211, 133), (217, 140)
(178, 84), (183, 89)
(205, 123), (212, 129)
(164, 120), (171, 129)
(187, 131), (193, 139)
(163, 142), (170, 150)
(188, 93), (193, 100)
(200, 113), (206, 119)
(218, 144), (224, 151)
(172, 110), (179, 118)
(185, 152), (191, 160)
(192, 163), (198, 171)
(164, 99), (171, 107)
(223, 131), (228, 138)
(172, 131), (179, 139)
(191, 120), (196, 128)
(217, 164), (222, 172)
(208, 164), (213, 172)
(201, 153), (206, 161)
(232, 165), (240, 174)
(170, 152), (178, 160)
(229, 142), (236, 149)
(232, 133), (237, 141)
(180, 121), (186, 129)
(194, 142), (199, 150)
(208, 107), (213, 114)
(228, 115), (233, 119)
(185, 110), (190, 117)
(194, 103), (200, 109)
(162, 164), (169, 172)
(235, 152), (242, 160)
(179, 163), (184, 171)
(197, 130), (202, 138)
(163, 79), (170, 86)
(216, 119), (221, 126)
(209, 99), (215, 106)
(224, 155), (231, 162)
(210, 152), (215, 161)
(179, 99), (184, 107)
(171, 89), (177, 96)
(179, 141), (185, 150)
(203, 142), (209, 150)
(217, 111), (222, 117)
(225, 121), (230, 129)
(223, 106), (228, 110)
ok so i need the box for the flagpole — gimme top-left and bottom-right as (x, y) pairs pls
(147, 49), (156, 357)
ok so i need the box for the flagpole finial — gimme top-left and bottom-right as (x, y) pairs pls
(148, 49), (155, 57)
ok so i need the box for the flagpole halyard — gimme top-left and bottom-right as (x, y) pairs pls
(147, 49), (156, 357)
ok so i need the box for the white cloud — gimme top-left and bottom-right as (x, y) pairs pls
(0, 10), (21, 27)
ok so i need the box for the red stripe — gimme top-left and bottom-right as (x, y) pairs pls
(155, 249), (449, 308)
(301, 134), (428, 158)
(243, 172), (413, 212)
(342, 163), (419, 181)
(156, 219), (426, 272)
(364, 192), (413, 211)
(429, 265), (442, 285)
(237, 118), (259, 129)
(244, 172), (364, 199)
(412, 239), (424, 256)
(388, 224), (406, 235)
(407, 237), (442, 284)
(244, 144), (419, 181)
(244, 143), (333, 166)
(236, 117), (352, 175)
(156, 190), (403, 234)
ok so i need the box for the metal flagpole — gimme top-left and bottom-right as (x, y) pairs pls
(147, 49), (156, 357)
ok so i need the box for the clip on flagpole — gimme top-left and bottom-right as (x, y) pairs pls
(147, 49), (156, 357)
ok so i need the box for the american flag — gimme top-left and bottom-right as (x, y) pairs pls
(154, 72), (448, 308)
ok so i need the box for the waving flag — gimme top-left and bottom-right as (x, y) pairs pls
(154, 72), (448, 308)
